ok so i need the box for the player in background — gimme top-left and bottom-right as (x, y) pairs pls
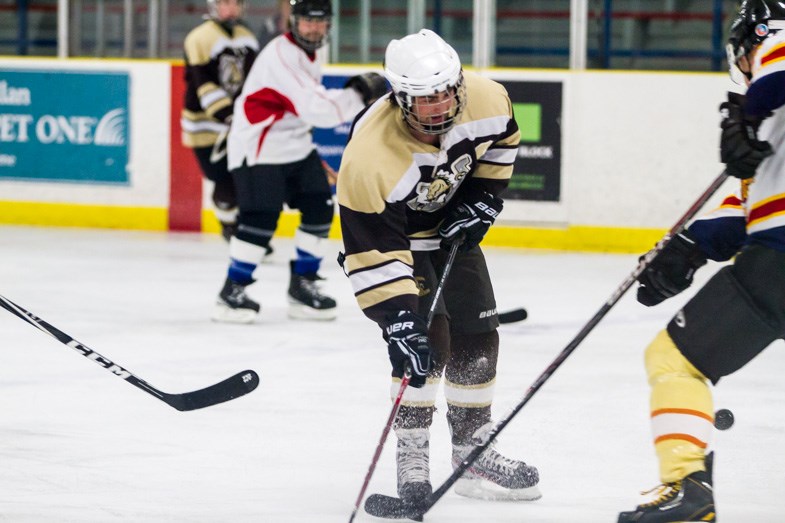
(258, 0), (291, 49)
(213, 0), (387, 323)
(337, 29), (540, 510)
(618, 1), (785, 521)
(182, 0), (258, 241)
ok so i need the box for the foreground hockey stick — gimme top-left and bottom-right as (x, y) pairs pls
(364, 170), (731, 519)
(0, 294), (260, 411)
(348, 240), (462, 523)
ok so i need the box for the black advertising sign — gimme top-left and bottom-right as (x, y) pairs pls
(499, 80), (563, 201)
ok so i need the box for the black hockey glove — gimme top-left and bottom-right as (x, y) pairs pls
(720, 92), (773, 180)
(636, 232), (707, 307)
(439, 191), (503, 251)
(345, 72), (389, 106)
(383, 311), (432, 388)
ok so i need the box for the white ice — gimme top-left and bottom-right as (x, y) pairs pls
(0, 225), (782, 522)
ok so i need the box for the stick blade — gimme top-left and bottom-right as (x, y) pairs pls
(499, 307), (527, 324)
(364, 494), (423, 521)
(166, 369), (260, 411)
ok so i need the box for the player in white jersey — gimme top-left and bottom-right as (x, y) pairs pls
(212, 0), (387, 323)
(619, 1), (785, 521)
(338, 30), (540, 510)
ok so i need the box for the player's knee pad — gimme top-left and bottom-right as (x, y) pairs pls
(644, 330), (706, 384)
(445, 330), (498, 386)
(667, 266), (781, 384)
(235, 210), (278, 246)
(296, 192), (335, 227)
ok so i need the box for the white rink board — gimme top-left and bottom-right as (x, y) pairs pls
(1, 58), (740, 229)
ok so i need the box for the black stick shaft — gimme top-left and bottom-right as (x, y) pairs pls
(417, 171), (730, 517)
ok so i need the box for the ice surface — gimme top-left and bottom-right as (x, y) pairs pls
(0, 225), (782, 522)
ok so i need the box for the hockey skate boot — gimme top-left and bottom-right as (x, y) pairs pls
(212, 277), (260, 324)
(287, 262), (337, 321)
(396, 428), (432, 509)
(617, 453), (715, 523)
(452, 422), (541, 501)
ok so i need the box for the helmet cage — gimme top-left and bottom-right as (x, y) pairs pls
(289, 0), (333, 52)
(393, 73), (467, 135)
(384, 29), (466, 135)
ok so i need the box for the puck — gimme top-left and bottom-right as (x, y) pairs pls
(714, 408), (734, 431)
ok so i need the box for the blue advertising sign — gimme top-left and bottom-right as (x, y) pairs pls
(0, 69), (130, 184)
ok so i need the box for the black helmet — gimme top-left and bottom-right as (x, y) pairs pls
(291, 0), (332, 18)
(289, 0), (333, 52)
(728, 0), (785, 66)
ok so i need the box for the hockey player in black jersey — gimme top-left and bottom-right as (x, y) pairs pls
(338, 30), (540, 511)
(619, 1), (785, 521)
(181, 0), (258, 241)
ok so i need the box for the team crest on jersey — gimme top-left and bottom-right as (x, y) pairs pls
(218, 53), (247, 97)
(414, 276), (430, 297)
(409, 153), (473, 212)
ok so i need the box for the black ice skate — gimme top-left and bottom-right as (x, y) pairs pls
(212, 277), (260, 324)
(287, 261), (336, 321)
(396, 428), (432, 510)
(617, 454), (715, 523)
(452, 422), (541, 501)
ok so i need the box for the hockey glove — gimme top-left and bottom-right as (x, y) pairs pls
(439, 191), (503, 251)
(720, 92), (773, 180)
(636, 231), (707, 307)
(383, 311), (432, 388)
(345, 72), (389, 106)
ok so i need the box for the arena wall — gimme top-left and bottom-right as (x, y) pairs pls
(0, 58), (740, 252)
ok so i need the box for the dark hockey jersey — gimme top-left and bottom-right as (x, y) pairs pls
(181, 19), (258, 148)
(690, 30), (785, 260)
(337, 71), (520, 323)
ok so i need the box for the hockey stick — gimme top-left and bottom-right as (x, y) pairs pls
(365, 170), (731, 519)
(499, 307), (527, 324)
(348, 240), (462, 523)
(0, 294), (260, 411)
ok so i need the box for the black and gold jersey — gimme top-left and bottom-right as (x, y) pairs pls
(181, 19), (258, 148)
(337, 71), (520, 323)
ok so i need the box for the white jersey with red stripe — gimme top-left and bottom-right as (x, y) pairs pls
(227, 32), (364, 169)
(690, 30), (785, 259)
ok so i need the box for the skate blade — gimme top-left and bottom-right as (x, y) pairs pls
(211, 303), (259, 324)
(287, 302), (337, 321)
(454, 477), (542, 501)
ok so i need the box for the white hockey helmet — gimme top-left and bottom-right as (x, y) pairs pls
(384, 29), (466, 135)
